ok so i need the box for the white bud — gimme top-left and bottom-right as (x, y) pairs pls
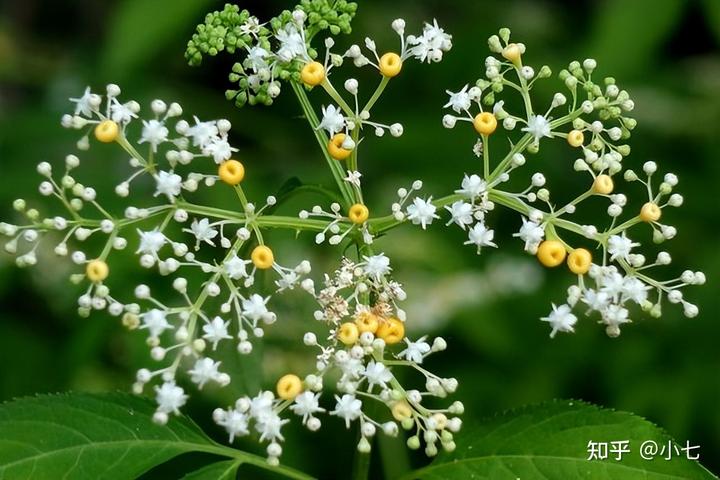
(151, 99), (167, 115)
(607, 204), (622, 217)
(531, 173), (546, 187)
(344, 78), (359, 94)
(303, 332), (317, 345)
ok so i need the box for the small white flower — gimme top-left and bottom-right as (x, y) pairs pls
(137, 229), (166, 255)
(186, 218), (218, 247)
(256, 412), (288, 442)
(608, 233), (639, 262)
(465, 222), (497, 251)
(513, 217), (545, 252)
(455, 174), (486, 200)
(110, 100), (138, 124)
(242, 294), (270, 323)
(398, 336), (431, 364)
(444, 84), (471, 113)
(521, 114), (552, 143)
(276, 271), (300, 291)
(69, 87), (97, 116)
(541, 303), (577, 338)
(621, 276), (649, 304)
(276, 24), (306, 62)
(250, 391), (275, 421)
(139, 119), (169, 152)
(602, 304), (630, 327)
(245, 46), (270, 72)
(203, 134), (237, 164)
(582, 289), (609, 311)
(142, 309), (173, 338)
(290, 391), (325, 422)
(363, 254), (391, 280)
(408, 19), (452, 63)
(363, 361), (393, 391)
(202, 316), (232, 349)
(331, 394), (362, 428)
(445, 201), (473, 229)
(225, 255), (251, 280)
(155, 381), (187, 414)
(216, 408), (250, 442)
(406, 197), (439, 230)
(344, 170), (362, 188)
(154, 171), (183, 200)
(470, 140), (484, 158)
(599, 270), (625, 299)
(239, 16), (262, 36)
(186, 117), (219, 147)
(317, 105), (346, 136)
(188, 357), (222, 389)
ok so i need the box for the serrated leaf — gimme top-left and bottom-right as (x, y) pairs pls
(0, 392), (313, 480)
(181, 459), (239, 480)
(407, 400), (717, 480)
(102, 0), (215, 78)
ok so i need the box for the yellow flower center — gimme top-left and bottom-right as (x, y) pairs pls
(348, 204), (369, 224)
(218, 160), (245, 185)
(328, 133), (351, 160)
(640, 202), (661, 222)
(86, 259), (109, 282)
(567, 248), (592, 275)
(537, 240), (567, 268)
(94, 120), (119, 143)
(376, 317), (405, 345)
(592, 174), (614, 195)
(276, 374), (303, 400)
(473, 112), (497, 136)
(379, 52), (402, 77)
(355, 311), (379, 333)
(251, 245), (274, 269)
(391, 401), (413, 421)
(301, 61), (326, 87)
(567, 130), (584, 147)
(337, 322), (359, 345)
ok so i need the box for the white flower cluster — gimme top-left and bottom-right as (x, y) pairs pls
(390, 27), (703, 338)
(299, 201), (373, 246)
(209, 256), (463, 464)
(223, 11), (451, 108)
(2, 85), (321, 427)
(0, 15), (705, 471)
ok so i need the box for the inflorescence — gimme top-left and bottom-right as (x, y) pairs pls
(0, 1), (703, 467)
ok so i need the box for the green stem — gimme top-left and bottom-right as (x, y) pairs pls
(362, 76), (390, 113)
(176, 200), (339, 232)
(189, 442), (315, 479)
(321, 78), (355, 116)
(291, 82), (355, 207)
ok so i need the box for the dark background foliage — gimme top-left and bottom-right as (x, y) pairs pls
(0, 0), (718, 478)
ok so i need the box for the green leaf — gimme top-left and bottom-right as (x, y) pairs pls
(0, 392), (313, 480)
(102, 0), (215, 78)
(407, 400), (717, 480)
(181, 460), (239, 480)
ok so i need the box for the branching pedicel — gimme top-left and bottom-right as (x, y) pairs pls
(0, 0), (703, 468)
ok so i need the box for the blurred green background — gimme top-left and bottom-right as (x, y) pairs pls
(1, 0), (718, 478)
